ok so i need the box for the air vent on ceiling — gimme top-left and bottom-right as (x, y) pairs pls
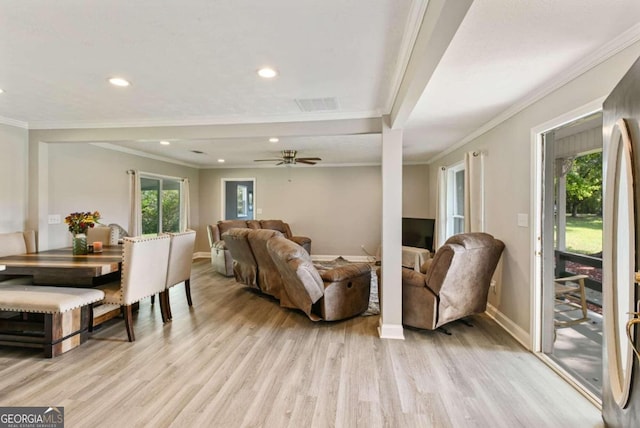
(294, 97), (339, 112)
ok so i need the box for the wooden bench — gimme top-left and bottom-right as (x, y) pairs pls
(0, 285), (105, 357)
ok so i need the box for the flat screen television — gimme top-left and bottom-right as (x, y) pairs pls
(402, 217), (435, 251)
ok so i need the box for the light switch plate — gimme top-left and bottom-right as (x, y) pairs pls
(256, 208), (263, 215)
(517, 213), (528, 227)
(48, 214), (61, 224)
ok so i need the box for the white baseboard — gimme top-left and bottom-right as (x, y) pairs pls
(378, 319), (405, 340)
(311, 254), (373, 262)
(485, 303), (531, 350)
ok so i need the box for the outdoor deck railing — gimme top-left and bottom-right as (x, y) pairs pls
(555, 250), (602, 295)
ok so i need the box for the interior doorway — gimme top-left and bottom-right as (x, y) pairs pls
(538, 111), (604, 401)
(221, 178), (255, 220)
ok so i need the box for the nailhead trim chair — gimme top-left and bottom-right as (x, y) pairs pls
(162, 230), (197, 321)
(97, 235), (171, 341)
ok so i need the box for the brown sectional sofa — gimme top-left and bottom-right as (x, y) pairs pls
(208, 219), (311, 277)
(222, 228), (371, 321)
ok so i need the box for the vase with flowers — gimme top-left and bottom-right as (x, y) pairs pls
(65, 211), (101, 255)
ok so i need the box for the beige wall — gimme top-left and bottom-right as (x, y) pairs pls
(21, 133), (430, 255)
(403, 164), (430, 218)
(45, 143), (199, 249)
(199, 165), (383, 256)
(427, 40), (640, 339)
(0, 123), (28, 233)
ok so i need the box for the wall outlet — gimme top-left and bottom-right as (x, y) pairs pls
(48, 214), (61, 224)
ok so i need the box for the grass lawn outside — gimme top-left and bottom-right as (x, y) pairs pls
(563, 214), (602, 255)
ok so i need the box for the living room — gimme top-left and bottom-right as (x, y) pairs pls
(2, 1), (640, 426)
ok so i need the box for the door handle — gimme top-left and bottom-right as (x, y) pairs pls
(635, 272), (640, 283)
(626, 311), (640, 362)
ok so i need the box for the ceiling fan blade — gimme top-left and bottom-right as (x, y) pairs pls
(295, 159), (317, 165)
(275, 161), (284, 166)
(296, 157), (322, 161)
(254, 158), (284, 162)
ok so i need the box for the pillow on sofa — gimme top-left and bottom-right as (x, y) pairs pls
(260, 220), (291, 238)
(217, 220), (249, 236)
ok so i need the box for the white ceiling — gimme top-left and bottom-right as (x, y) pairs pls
(2, 1), (640, 168)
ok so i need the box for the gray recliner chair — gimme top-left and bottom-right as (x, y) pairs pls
(402, 232), (504, 330)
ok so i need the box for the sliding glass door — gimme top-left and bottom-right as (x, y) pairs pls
(140, 176), (182, 234)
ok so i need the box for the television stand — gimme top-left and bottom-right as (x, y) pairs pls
(402, 246), (431, 272)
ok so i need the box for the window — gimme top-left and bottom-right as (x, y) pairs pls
(446, 163), (465, 239)
(237, 185), (248, 217)
(140, 175), (183, 234)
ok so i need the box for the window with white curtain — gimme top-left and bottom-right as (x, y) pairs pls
(140, 175), (183, 234)
(446, 162), (465, 239)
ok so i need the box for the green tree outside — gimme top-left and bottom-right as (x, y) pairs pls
(141, 188), (180, 234)
(565, 152), (602, 217)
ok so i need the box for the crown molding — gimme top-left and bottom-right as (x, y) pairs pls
(90, 143), (200, 169)
(428, 22), (640, 164)
(384, 0), (430, 114)
(205, 161), (383, 169)
(0, 115), (28, 129)
(92, 143), (388, 170)
(27, 109), (382, 131)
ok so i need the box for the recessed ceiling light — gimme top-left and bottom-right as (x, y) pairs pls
(160, 141), (170, 145)
(108, 77), (131, 87)
(269, 137), (279, 143)
(218, 159), (225, 163)
(257, 67), (278, 78)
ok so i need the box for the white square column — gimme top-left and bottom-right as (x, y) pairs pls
(379, 116), (404, 340)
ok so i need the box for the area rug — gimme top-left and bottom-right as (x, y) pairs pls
(313, 257), (380, 316)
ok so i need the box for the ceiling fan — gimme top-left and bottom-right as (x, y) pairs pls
(254, 150), (322, 165)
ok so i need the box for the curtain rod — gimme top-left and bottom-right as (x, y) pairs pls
(127, 169), (188, 182)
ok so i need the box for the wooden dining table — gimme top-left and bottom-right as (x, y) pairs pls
(0, 246), (123, 286)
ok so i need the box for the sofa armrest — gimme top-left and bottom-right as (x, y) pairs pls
(402, 268), (428, 289)
(212, 240), (227, 251)
(319, 263), (370, 283)
(290, 236), (310, 246)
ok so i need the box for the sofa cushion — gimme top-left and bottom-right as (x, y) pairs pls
(218, 220), (249, 235)
(260, 220), (292, 238)
(247, 229), (286, 299)
(222, 228), (258, 288)
(266, 236), (324, 319)
(0, 284), (105, 314)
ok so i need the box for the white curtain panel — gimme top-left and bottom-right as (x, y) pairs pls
(180, 178), (191, 231)
(128, 170), (142, 237)
(434, 166), (448, 249)
(464, 151), (485, 233)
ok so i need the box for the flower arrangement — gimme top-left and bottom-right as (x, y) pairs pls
(65, 211), (101, 235)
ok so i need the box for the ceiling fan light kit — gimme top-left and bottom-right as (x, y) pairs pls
(254, 150), (322, 166)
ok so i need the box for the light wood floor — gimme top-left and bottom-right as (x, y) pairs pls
(0, 260), (602, 427)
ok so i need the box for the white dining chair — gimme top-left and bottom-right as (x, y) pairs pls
(96, 235), (170, 341)
(160, 230), (196, 321)
(86, 225), (119, 246)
